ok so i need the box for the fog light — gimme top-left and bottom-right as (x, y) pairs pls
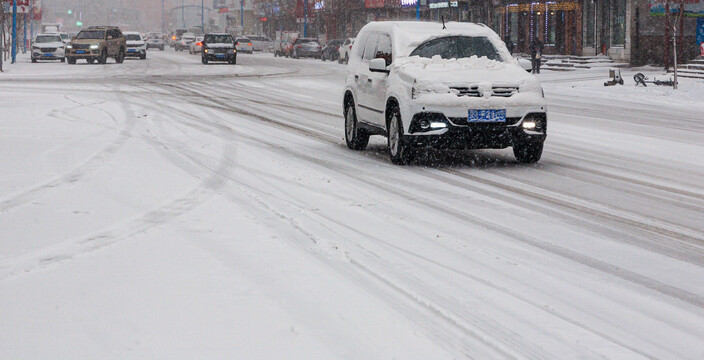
(420, 120), (430, 129)
(522, 121), (537, 130)
(430, 122), (447, 129)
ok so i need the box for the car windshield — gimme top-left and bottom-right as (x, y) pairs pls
(410, 36), (503, 62)
(125, 34), (141, 41)
(238, 38), (251, 43)
(76, 30), (105, 40)
(36, 35), (62, 43)
(205, 35), (233, 43)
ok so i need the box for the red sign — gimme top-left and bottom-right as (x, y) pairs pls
(365, 0), (386, 8)
(218, 7), (229, 13)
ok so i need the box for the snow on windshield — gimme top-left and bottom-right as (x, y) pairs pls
(35, 36), (62, 43)
(410, 36), (503, 62)
(76, 30), (105, 40)
(125, 34), (142, 41)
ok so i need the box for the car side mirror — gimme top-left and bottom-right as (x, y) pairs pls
(369, 58), (389, 74)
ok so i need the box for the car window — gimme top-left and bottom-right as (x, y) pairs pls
(362, 33), (379, 61)
(376, 34), (392, 65)
(125, 34), (141, 41)
(410, 36), (503, 62)
(60, 34), (69, 40)
(76, 30), (105, 40)
(36, 35), (62, 43)
(238, 38), (250, 43)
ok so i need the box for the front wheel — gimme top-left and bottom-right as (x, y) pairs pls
(388, 107), (412, 165)
(229, 56), (237, 65)
(513, 141), (544, 163)
(98, 49), (108, 64)
(87, 58), (95, 64)
(202, 56), (208, 65)
(67, 57), (76, 64)
(115, 48), (125, 64)
(344, 102), (369, 150)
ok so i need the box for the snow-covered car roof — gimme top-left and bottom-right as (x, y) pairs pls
(359, 21), (513, 62)
(122, 31), (141, 35)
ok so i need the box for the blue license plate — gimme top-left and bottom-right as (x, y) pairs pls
(44, 53), (53, 57)
(128, 49), (136, 52)
(468, 109), (506, 123)
(216, 54), (225, 58)
(76, 50), (85, 54)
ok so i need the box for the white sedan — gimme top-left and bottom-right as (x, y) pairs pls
(235, 38), (253, 54)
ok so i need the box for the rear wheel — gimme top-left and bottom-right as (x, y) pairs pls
(67, 57), (76, 64)
(344, 101), (369, 150)
(513, 141), (544, 163)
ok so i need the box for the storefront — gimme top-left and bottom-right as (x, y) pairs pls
(494, 0), (583, 55)
(582, 0), (628, 58)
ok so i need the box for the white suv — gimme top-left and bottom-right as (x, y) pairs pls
(342, 21), (547, 164)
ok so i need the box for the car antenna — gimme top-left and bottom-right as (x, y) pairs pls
(441, 16), (446, 30)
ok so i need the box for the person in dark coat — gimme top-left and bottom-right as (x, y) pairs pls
(529, 36), (544, 74)
(504, 35), (514, 55)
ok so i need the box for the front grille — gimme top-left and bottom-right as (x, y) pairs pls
(40, 47), (57, 52)
(451, 86), (519, 98)
(449, 117), (522, 126)
(127, 44), (141, 48)
(73, 44), (90, 50)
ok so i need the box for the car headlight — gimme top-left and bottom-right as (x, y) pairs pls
(90, 44), (99, 49)
(66, 44), (72, 49)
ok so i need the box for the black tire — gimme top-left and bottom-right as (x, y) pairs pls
(344, 100), (369, 151)
(98, 49), (108, 64)
(140, 53), (146, 60)
(31, 57), (37, 63)
(387, 106), (412, 165)
(513, 141), (544, 163)
(87, 58), (95, 64)
(67, 57), (76, 64)
(202, 56), (208, 65)
(229, 56), (237, 65)
(115, 48), (125, 64)
(60, 57), (65, 63)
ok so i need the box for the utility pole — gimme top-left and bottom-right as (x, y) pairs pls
(30, 0), (34, 40)
(162, 0), (165, 34)
(241, 0), (244, 32)
(12, 0), (17, 63)
(304, 0), (307, 37)
(416, 0), (420, 20)
(182, 0), (185, 28)
(201, 0), (204, 33)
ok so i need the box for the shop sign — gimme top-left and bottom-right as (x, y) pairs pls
(429, 1), (449, 9)
(649, 0), (704, 16)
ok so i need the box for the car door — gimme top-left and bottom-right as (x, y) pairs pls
(356, 33), (383, 126)
(367, 33), (392, 128)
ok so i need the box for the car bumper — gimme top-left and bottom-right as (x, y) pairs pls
(32, 51), (64, 59)
(204, 53), (236, 61)
(146, 43), (164, 48)
(402, 104), (547, 149)
(125, 49), (146, 57)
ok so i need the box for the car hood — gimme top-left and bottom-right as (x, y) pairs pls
(70, 39), (104, 45)
(127, 41), (145, 45)
(206, 44), (235, 48)
(394, 55), (540, 92)
(34, 42), (64, 48)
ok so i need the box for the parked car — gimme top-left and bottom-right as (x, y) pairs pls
(321, 39), (343, 62)
(342, 21), (547, 164)
(189, 36), (205, 54)
(123, 31), (147, 60)
(202, 33), (236, 65)
(175, 33), (196, 51)
(146, 32), (165, 50)
(248, 35), (273, 52)
(31, 33), (66, 62)
(66, 26), (126, 64)
(292, 38), (322, 59)
(235, 38), (253, 54)
(338, 37), (355, 64)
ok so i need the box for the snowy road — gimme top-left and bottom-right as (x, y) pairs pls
(1, 50), (703, 359)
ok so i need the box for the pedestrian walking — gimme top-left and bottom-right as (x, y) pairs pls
(530, 36), (544, 74)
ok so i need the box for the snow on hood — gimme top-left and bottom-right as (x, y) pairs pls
(394, 55), (540, 92)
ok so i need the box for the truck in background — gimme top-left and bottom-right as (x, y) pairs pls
(274, 31), (299, 57)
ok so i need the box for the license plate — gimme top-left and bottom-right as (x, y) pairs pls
(76, 50), (85, 54)
(216, 54), (225, 58)
(468, 109), (506, 123)
(128, 49), (136, 52)
(44, 53), (53, 57)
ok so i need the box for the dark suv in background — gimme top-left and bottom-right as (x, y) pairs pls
(66, 26), (126, 64)
(201, 33), (237, 65)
